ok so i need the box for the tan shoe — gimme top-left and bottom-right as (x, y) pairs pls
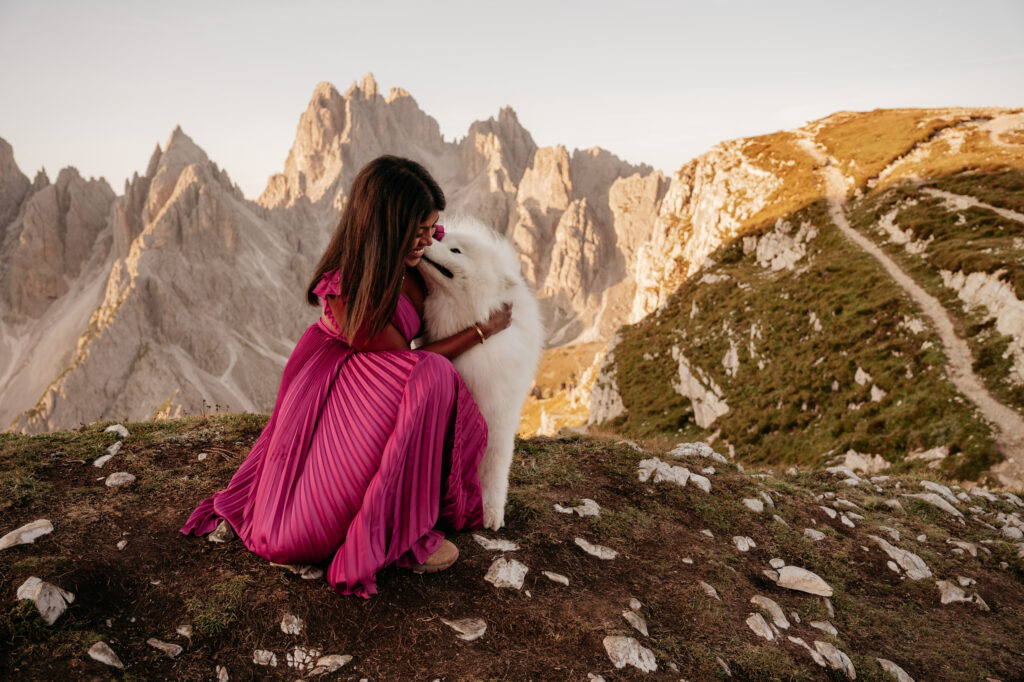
(409, 539), (459, 574)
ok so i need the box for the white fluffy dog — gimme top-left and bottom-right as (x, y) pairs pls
(417, 217), (543, 530)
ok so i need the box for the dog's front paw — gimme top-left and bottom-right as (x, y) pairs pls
(483, 503), (505, 530)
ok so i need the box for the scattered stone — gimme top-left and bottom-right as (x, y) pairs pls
(804, 528), (826, 541)
(281, 613), (305, 635)
(773, 513), (789, 527)
(0, 519), (54, 551)
(814, 641), (856, 678)
(147, 638), (183, 658)
(93, 454), (114, 468)
(716, 656), (732, 677)
(682, 557), (694, 564)
(770, 558), (785, 569)
(789, 636), (828, 667)
(216, 664), (229, 681)
(484, 557), (529, 589)
(957, 576), (977, 587)
(947, 539), (978, 557)
(1001, 526), (1023, 540)
(916, 534), (927, 543)
(574, 537), (617, 560)
(104, 472), (136, 488)
(869, 535), (932, 580)
(969, 488), (998, 503)
(542, 571), (569, 586)
(1005, 492), (1024, 508)
(702, 466), (716, 475)
(819, 505), (838, 519)
(176, 624), (193, 638)
(16, 577), (75, 625)
(553, 498), (601, 517)
(921, 480), (959, 506)
(88, 641), (124, 669)
(699, 581), (720, 600)
(669, 441), (727, 464)
(208, 520), (236, 543)
(701, 529), (714, 538)
(309, 654), (353, 676)
(602, 635), (657, 672)
(732, 536), (756, 552)
(638, 458), (690, 487)
(936, 580), (989, 610)
(689, 473), (712, 492)
(840, 514), (856, 528)
(472, 534), (519, 552)
(104, 424), (130, 438)
(616, 439), (643, 451)
(629, 597), (643, 611)
(743, 498), (764, 512)
(622, 609), (648, 636)
(877, 658), (916, 682)
(286, 646), (321, 670)
(441, 617), (487, 641)
(776, 566), (833, 596)
(116, 539), (128, 551)
(810, 620), (838, 636)
(887, 561), (900, 573)
(879, 526), (901, 542)
(762, 569), (780, 582)
(884, 499), (906, 514)
(759, 491), (775, 508)
(253, 649), (278, 666)
(745, 612), (774, 641)
(197, 452), (208, 461)
(751, 595), (790, 629)
(904, 493), (963, 518)
(843, 449), (888, 474)
(587, 674), (606, 682)
(824, 598), (835, 618)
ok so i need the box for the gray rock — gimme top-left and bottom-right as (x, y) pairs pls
(745, 612), (774, 640)
(877, 658), (915, 681)
(574, 537), (617, 560)
(16, 576), (75, 625)
(935, 580), (989, 610)
(904, 493), (963, 518)
(602, 635), (657, 672)
(104, 471), (136, 487)
(669, 441), (727, 464)
(309, 654), (353, 675)
(104, 424), (130, 438)
(0, 519), (53, 550)
(176, 623), (193, 638)
(280, 613), (304, 635)
(751, 595), (789, 629)
(814, 641), (856, 678)
(147, 638), (183, 658)
(484, 557), (528, 589)
(769, 558), (786, 569)
(622, 609), (648, 636)
(286, 646), (321, 670)
(472, 534), (520, 551)
(810, 620), (838, 636)
(804, 528), (826, 541)
(88, 641), (124, 669)
(542, 570), (569, 586)
(732, 536), (756, 552)
(868, 535), (932, 580)
(743, 498), (764, 513)
(441, 617), (487, 641)
(788, 636), (827, 667)
(252, 649), (277, 666)
(208, 520), (235, 543)
(699, 581), (720, 600)
(776, 566), (833, 596)
(215, 664), (229, 681)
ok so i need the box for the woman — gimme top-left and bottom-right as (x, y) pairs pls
(180, 155), (511, 597)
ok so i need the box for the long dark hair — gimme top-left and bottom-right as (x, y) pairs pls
(306, 155), (445, 341)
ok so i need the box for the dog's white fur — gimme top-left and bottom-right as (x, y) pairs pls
(417, 217), (543, 530)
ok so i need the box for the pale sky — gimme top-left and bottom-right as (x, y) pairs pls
(1, 0), (1022, 199)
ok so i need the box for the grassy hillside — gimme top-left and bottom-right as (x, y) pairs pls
(601, 197), (1003, 480)
(2, 415), (1023, 679)
(849, 170), (1024, 413)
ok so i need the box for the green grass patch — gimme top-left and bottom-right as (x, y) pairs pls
(184, 572), (253, 638)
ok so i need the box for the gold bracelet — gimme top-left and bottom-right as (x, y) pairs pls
(473, 324), (486, 344)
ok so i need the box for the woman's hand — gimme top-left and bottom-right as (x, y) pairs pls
(479, 302), (513, 339)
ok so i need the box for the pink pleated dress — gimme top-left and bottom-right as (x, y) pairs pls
(180, 245), (487, 597)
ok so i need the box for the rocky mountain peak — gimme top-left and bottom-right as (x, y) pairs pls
(0, 136), (31, 230)
(344, 72), (380, 100)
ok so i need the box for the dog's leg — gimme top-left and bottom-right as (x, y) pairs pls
(478, 427), (514, 530)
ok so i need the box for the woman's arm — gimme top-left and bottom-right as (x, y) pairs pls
(419, 302), (513, 361)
